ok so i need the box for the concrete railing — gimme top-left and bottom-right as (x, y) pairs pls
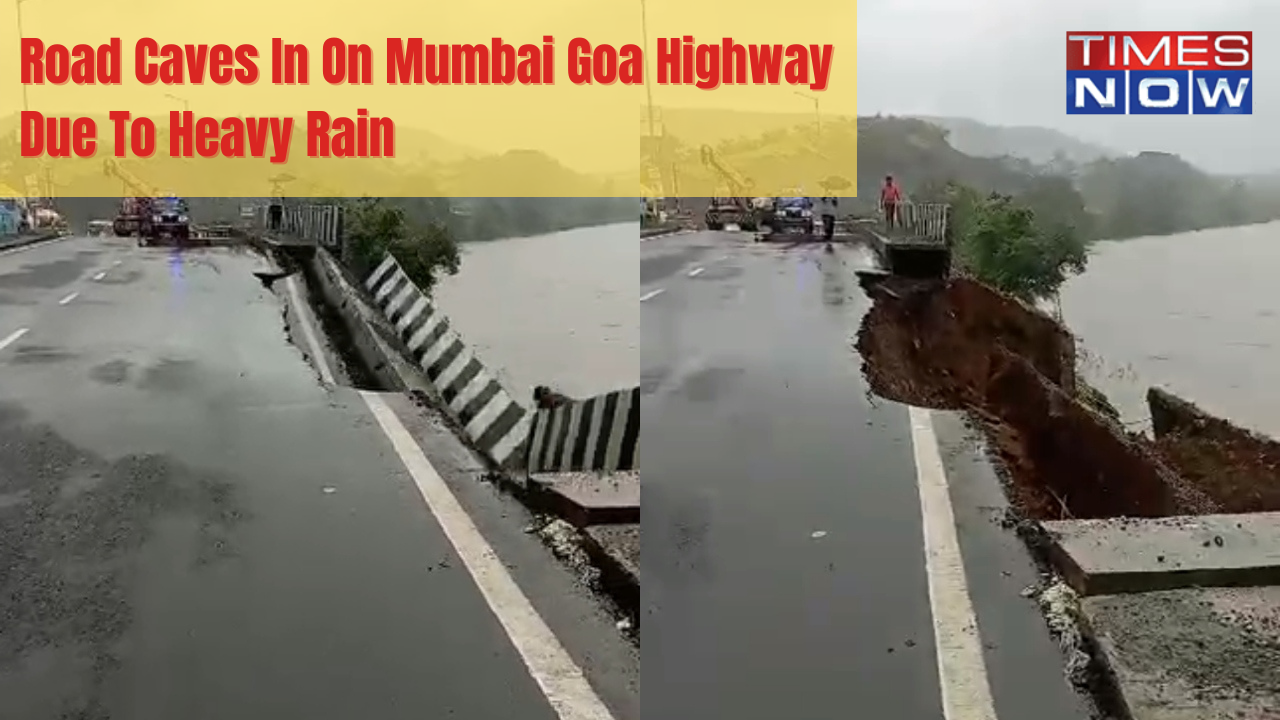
(362, 250), (641, 475)
(525, 387), (640, 474)
(364, 253), (531, 468)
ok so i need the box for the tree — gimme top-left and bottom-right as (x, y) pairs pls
(344, 197), (460, 296)
(947, 183), (1088, 303)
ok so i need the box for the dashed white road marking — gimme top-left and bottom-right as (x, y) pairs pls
(92, 271), (106, 281)
(58, 292), (79, 305)
(361, 390), (617, 720)
(0, 327), (30, 352)
(112, 260), (122, 266)
(640, 288), (665, 302)
(687, 267), (705, 277)
(283, 275), (335, 385)
(908, 406), (998, 720)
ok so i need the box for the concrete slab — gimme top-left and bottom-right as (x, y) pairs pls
(586, 525), (639, 581)
(529, 471), (639, 528)
(1042, 513), (1280, 596)
(1081, 587), (1280, 719)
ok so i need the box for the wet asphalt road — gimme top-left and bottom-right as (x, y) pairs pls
(0, 235), (637, 720)
(639, 230), (1093, 720)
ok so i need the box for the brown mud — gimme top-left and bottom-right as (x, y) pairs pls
(855, 274), (1280, 521)
(1148, 388), (1280, 513)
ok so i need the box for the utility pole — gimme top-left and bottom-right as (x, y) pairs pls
(16, 0), (55, 210)
(640, 0), (656, 144)
(639, 0), (664, 207)
(15, 0), (29, 115)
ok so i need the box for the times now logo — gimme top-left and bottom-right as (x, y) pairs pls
(1067, 32), (1252, 115)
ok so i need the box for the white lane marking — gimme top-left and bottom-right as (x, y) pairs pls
(92, 271), (106, 281)
(112, 260), (122, 266)
(909, 406), (998, 720)
(360, 391), (617, 720)
(640, 288), (665, 302)
(284, 275), (336, 385)
(687, 267), (705, 277)
(0, 327), (30, 352)
(58, 292), (79, 305)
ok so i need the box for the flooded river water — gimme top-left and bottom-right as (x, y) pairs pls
(431, 222), (638, 401)
(1061, 220), (1280, 436)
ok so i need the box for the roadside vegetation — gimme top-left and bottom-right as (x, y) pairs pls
(929, 181), (1088, 304)
(341, 197), (461, 295)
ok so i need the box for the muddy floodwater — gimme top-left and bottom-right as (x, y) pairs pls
(430, 222), (638, 400)
(1060, 221), (1280, 437)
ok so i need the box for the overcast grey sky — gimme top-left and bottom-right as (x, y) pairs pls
(857, 0), (1273, 174)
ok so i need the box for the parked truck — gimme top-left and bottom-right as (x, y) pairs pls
(113, 196), (146, 237)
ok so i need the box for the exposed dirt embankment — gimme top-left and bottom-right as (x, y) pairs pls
(856, 274), (1217, 520)
(1148, 388), (1280, 513)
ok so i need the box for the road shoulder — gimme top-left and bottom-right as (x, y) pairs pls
(274, 245), (639, 718)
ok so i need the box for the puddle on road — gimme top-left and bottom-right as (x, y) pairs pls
(138, 358), (200, 393)
(89, 359), (133, 386)
(679, 366), (746, 404)
(0, 258), (94, 290)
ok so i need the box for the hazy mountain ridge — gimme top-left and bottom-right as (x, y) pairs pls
(912, 115), (1116, 164)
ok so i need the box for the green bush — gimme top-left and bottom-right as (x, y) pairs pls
(345, 197), (460, 296)
(945, 183), (1088, 304)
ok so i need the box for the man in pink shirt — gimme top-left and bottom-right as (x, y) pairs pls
(880, 175), (902, 230)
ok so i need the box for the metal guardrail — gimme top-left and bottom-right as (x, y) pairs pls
(255, 202), (345, 249)
(878, 202), (951, 245)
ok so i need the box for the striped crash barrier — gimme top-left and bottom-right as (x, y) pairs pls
(364, 253), (531, 468)
(524, 387), (640, 474)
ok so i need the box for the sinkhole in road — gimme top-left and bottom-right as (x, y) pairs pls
(855, 272), (1280, 522)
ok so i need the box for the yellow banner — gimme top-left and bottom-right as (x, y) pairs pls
(0, 0), (854, 197)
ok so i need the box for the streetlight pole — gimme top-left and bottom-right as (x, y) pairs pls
(639, 0), (656, 144)
(15, 0), (30, 114)
(795, 91), (821, 145)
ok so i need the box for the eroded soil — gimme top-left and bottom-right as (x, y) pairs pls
(855, 273), (1280, 521)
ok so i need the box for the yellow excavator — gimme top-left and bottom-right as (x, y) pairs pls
(699, 145), (770, 231)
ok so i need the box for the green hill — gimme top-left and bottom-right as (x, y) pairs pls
(647, 108), (1280, 240)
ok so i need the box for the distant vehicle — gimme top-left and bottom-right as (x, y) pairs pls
(704, 197), (758, 231)
(140, 195), (191, 245)
(240, 205), (256, 219)
(88, 220), (112, 237)
(768, 196), (815, 235)
(113, 197), (146, 237)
